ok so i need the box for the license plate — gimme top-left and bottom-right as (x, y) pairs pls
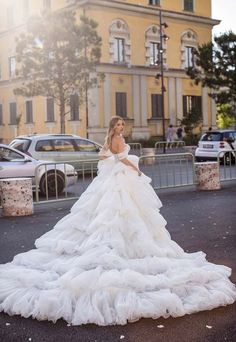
(203, 144), (213, 148)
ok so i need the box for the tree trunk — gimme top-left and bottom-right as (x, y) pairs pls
(59, 86), (65, 134)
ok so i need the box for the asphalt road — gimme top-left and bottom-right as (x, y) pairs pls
(0, 183), (236, 342)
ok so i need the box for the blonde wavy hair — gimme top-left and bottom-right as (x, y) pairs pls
(103, 116), (125, 149)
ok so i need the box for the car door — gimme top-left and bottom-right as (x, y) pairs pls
(74, 139), (100, 172)
(0, 146), (35, 180)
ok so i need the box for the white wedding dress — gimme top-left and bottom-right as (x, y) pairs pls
(0, 144), (236, 326)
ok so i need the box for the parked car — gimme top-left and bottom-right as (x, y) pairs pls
(0, 144), (77, 196)
(195, 129), (236, 164)
(9, 134), (102, 172)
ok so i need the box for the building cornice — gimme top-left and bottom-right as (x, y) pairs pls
(78, 0), (220, 27)
(97, 63), (190, 78)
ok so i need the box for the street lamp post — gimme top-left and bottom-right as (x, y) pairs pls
(156, 10), (169, 153)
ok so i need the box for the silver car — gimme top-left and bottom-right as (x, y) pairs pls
(9, 134), (102, 173)
(0, 144), (77, 196)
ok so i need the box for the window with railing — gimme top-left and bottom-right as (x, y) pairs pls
(181, 30), (198, 69)
(150, 42), (160, 65)
(114, 38), (125, 63)
(109, 19), (131, 65)
(185, 46), (195, 68)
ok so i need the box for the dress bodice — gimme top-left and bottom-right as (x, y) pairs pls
(99, 144), (130, 161)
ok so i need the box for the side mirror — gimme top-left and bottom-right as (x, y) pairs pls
(24, 157), (31, 162)
(227, 137), (235, 143)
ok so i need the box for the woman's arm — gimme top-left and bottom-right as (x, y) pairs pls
(115, 137), (142, 176)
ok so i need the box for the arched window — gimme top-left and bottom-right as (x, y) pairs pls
(145, 25), (167, 67)
(180, 29), (198, 69)
(109, 19), (131, 64)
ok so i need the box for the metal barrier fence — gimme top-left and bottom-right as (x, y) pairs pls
(34, 159), (98, 203)
(217, 150), (236, 182)
(154, 140), (186, 150)
(33, 153), (195, 203)
(139, 153), (195, 189)
(128, 142), (143, 156)
(31, 150), (236, 204)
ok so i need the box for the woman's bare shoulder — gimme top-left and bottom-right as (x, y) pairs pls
(111, 135), (125, 152)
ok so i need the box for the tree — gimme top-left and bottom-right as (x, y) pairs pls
(186, 31), (236, 122)
(216, 103), (235, 128)
(180, 108), (202, 145)
(14, 10), (102, 134)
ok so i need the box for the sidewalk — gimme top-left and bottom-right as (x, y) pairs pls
(0, 183), (236, 342)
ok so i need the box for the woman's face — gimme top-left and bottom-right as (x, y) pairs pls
(114, 119), (125, 135)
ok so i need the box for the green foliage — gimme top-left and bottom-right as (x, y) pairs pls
(186, 31), (236, 107)
(181, 107), (202, 134)
(14, 10), (102, 133)
(216, 103), (236, 128)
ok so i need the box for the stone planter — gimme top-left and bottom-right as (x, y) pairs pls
(0, 178), (34, 216)
(194, 162), (221, 190)
(140, 148), (156, 165)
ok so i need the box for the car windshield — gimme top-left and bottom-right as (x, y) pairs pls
(201, 133), (222, 142)
(0, 147), (24, 161)
(10, 139), (31, 152)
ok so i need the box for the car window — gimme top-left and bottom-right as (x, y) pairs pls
(53, 139), (76, 152)
(227, 132), (236, 139)
(75, 139), (99, 152)
(0, 147), (24, 161)
(201, 133), (222, 142)
(10, 139), (31, 152)
(35, 140), (54, 152)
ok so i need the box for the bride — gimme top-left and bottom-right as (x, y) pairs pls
(0, 116), (235, 326)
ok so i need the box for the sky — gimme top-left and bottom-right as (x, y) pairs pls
(212, 0), (236, 36)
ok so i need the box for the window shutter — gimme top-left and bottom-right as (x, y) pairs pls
(46, 98), (54, 122)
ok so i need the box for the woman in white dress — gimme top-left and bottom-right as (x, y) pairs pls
(0, 116), (235, 326)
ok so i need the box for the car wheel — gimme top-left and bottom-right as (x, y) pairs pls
(39, 171), (65, 196)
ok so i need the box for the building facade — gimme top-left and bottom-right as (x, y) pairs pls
(0, 0), (220, 143)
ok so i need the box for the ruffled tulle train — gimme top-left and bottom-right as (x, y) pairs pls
(0, 155), (235, 325)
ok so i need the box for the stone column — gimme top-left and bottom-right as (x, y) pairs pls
(140, 75), (148, 127)
(104, 74), (111, 128)
(176, 78), (183, 120)
(133, 75), (141, 126)
(0, 178), (34, 216)
(168, 77), (176, 124)
(202, 86), (209, 128)
(132, 75), (150, 139)
(88, 85), (100, 128)
(211, 98), (217, 128)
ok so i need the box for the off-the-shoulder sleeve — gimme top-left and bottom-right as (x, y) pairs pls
(98, 147), (112, 158)
(114, 145), (129, 161)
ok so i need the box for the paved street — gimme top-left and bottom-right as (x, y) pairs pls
(0, 183), (236, 342)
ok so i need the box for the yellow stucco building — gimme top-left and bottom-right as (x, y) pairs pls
(0, 0), (220, 144)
